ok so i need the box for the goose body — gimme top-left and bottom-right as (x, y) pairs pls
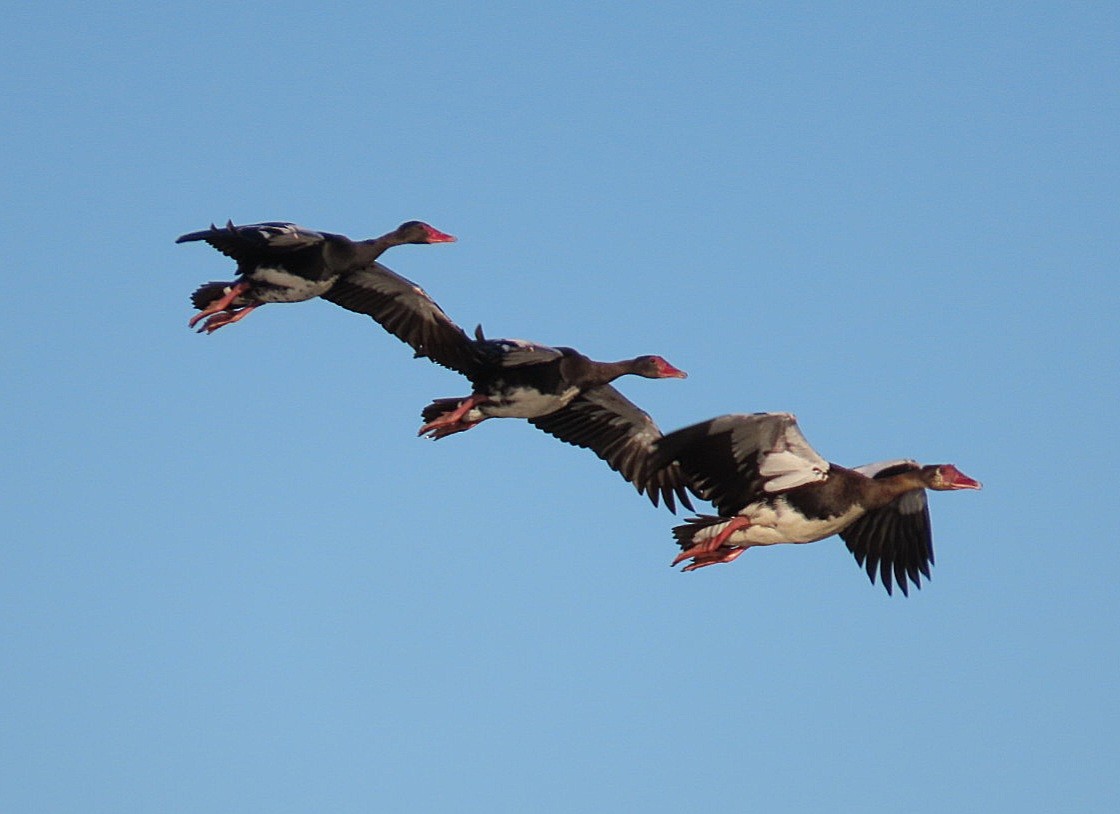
(177, 220), (455, 332)
(417, 331), (687, 439)
(653, 413), (981, 594)
(322, 271), (693, 511)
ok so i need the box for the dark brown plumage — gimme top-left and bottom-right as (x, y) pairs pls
(324, 276), (693, 511)
(653, 413), (981, 594)
(178, 220), (455, 332)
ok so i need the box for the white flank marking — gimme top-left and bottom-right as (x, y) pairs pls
(252, 266), (336, 302)
(484, 386), (579, 419)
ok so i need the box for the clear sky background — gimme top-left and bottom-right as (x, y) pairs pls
(2, 3), (1117, 812)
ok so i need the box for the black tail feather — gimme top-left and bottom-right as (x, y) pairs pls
(420, 397), (465, 425)
(190, 281), (237, 310)
(671, 515), (727, 549)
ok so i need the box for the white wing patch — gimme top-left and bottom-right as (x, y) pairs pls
(757, 415), (829, 493)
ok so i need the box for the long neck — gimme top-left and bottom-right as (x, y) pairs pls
(852, 467), (930, 511)
(319, 234), (366, 268)
(561, 355), (645, 387)
(357, 234), (399, 262)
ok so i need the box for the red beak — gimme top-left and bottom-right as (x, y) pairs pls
(423, 225), (457, 243)
(943, 464), (982, 490)
(657, 359), (688, 379)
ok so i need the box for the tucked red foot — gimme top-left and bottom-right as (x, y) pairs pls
(188, 281), (252, 330)
(418, 395), (489, 440)
(423, 419), (483, 440)
(671, 515), (752, 568)
(681, 547), (746, 572)
(196, 304), (259, 334)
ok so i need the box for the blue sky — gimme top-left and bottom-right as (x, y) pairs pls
(2, 3), (1117, 811)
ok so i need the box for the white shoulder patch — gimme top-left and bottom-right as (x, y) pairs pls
(757, 415), (829, 492)
(498, 340), (562, 366)
(255, 223), (324, 247)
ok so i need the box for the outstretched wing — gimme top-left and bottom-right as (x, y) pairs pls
(529, 385), (696, 512)
(320, 261), (479, 375)
(653, 412), (829, 516)
(840, 460), (933, 597)
(176, 221), (327, 264)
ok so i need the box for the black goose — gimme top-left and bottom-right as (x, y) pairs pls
(415, 329), (687, 440)
(652, 412), (981, 594)
(177, 220), (455, 332)
(320, 271), (694, 511)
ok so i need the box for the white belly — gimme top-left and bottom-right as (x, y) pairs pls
(699, 497), (866, 547)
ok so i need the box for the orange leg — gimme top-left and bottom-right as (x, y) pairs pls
(671, 515), (752, 568)
(418, 395), (489, 439)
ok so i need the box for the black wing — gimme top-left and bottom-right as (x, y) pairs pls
(320, 261), (479, 375)
(840, 460), (934, 597)
(466, 326), (563, 373)
(652, 413), (828, 516)
(176, 221), (327, 264)
(529, 385), (696, 512)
